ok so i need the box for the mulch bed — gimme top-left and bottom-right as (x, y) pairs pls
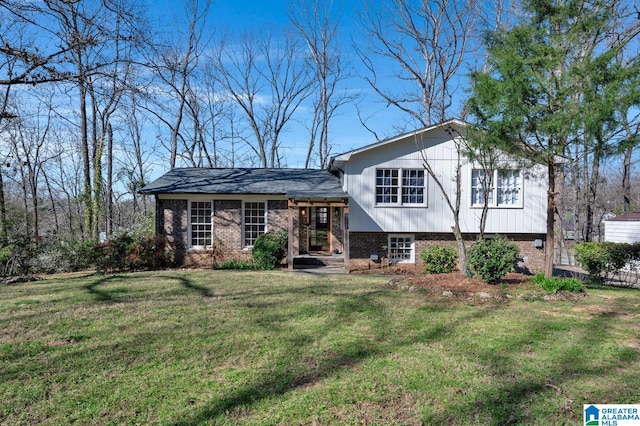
(351, 264), (584, 301)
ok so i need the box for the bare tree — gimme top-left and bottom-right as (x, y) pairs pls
(290, 0), (355, 168)
(5, 88), (59, 240)
(144, 0), (211, 169)
(357, 0), (479, 274)
(211, 31), (315, 167)
(119, 95), (154, 219)
(357, 0), (477, 128)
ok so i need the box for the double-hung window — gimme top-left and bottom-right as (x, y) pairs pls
(376, 168), (425, 205)
(471, 169), (494, 206)
(190, 201), (213, 249)
(497, 170), (521, 205)
(243, 201), (267, 247)
(471, 169), (522, 207)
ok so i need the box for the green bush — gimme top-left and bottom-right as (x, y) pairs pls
(468, 236), (520, 284)
(420, 245), (457, 274)
(532, 273), (584, 293)
(252, 231), (288, 270)
(574, 242), (638, 284)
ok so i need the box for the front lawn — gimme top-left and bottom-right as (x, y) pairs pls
(1, 270), (638, 425)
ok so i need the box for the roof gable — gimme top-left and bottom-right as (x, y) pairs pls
(140, 168), (347, 199)
(329, 118), (467, 170)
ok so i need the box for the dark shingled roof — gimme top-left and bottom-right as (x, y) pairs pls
(606, 212), (640, 221)
(140, 168), (348, 199)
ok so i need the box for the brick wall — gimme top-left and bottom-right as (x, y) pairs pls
(348, 232), (546, 274)
(158, 199), (188, 265)
(213, 200), (242, 252)
(268, 200), (288, 232)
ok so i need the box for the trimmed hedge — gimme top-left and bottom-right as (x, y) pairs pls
(574, 242), (640, 286)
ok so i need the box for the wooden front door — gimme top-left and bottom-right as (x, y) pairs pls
(309, 207), (330, 252)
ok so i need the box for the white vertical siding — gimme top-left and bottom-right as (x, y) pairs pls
(343, 129), (548, 234)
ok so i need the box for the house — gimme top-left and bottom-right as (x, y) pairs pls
(140, 119), (548, 272)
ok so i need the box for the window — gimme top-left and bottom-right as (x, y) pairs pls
(376, 169), (399, 204)
(402, 169), (425, 204)
(497, 170), (521, 205)
(190, 201), (212, 249)
(471, 169), (493, 206)
(388, 235), (415, 264)
(471, 169), (522, 207)
(243, 201), (266, 247)
(376, 168), (425, 205)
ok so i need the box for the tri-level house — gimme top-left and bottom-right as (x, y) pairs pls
(140, 119), (548, 272)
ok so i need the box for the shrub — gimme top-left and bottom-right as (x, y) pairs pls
(532, 273), (584, 293)
(420, 245), (457, 274)
(468, 236), (520, 284)
(93, 232), (173, 273)
(0, 233), (38, 276)
(574, 242), (638, 284)
(32, 238), (97, 274)
(252, 231), (288, 270)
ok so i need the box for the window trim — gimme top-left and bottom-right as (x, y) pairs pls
(242, 200), (268, 249)
(375, 168), (427, 207)
(388, 234), (416, 264)
(188, 200), (213, 250)
(470, 169), (523, 208)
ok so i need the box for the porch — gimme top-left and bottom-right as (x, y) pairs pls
(286, 197), (349, 272)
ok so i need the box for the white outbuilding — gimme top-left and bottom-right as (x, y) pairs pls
(604, 212), (640, 243)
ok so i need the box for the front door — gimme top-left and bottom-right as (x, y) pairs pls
(309, 207), (330, 252)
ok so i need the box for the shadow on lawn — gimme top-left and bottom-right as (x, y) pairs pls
(83, 274), (213, 301)
(423, 305), (638, 424)
(171, 286), (638, 425)
(171, 290), (494, 425)
(74, 272), (638, 424)
(84, 275), (127, 302)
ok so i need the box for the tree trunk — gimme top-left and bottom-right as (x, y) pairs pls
(79, 81), (92, 239)
(0, 169), (6, 245)
(453, 222), (467, 275)
(106, 123), (113, 237)
(545, 161), (556, 278)
(622, 143), (632, 213)
(43, 171), (59, 236)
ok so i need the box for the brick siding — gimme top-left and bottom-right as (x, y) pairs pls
(348, 232), (546, 274)
(159, 198), (297, 268)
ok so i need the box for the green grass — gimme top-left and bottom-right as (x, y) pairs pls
(1, 270), (639, 425)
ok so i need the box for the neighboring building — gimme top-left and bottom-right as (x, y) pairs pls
(140, 119), (548, 272)
(604, 212), (640, 243)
